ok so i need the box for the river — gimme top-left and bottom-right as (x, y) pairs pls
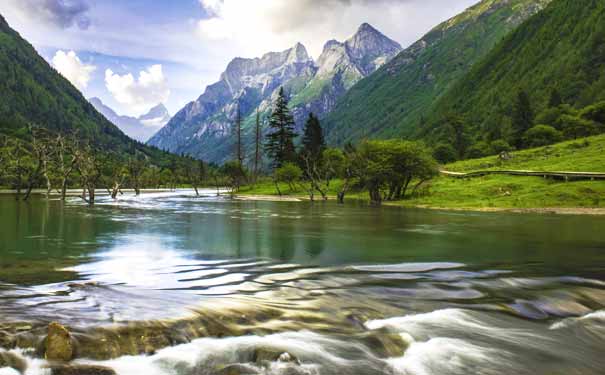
(1, 190), (605, 374)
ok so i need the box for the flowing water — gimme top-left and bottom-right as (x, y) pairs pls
(1, 190), (605, 374)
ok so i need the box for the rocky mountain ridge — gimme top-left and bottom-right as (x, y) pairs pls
(147, 23), (401, 163)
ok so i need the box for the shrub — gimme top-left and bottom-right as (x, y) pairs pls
(489, 139), (512, 154)
(523, 125), (562, 147)
(466, 141), (491, 158)
(432, 143), (457, 164)
(275, 162), (302, 191)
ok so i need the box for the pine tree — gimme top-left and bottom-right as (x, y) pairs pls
(512, 90), (534, 147)
(234, 102), (243, 166)
(301, 113), (325, 160)
(548, 88), (562, 108)
(254, 109), (261, 182)
(265, 87), (297, 169)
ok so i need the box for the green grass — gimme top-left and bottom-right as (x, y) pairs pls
(447, 134), (605, 172)
(239, 135), (605, 210)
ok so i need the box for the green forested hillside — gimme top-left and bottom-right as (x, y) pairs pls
(0, 14), (171, 162)
(322, 0), (551, 146)
(422, 0), (605, 148)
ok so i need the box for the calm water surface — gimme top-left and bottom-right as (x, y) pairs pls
(1, 190), (605, 374)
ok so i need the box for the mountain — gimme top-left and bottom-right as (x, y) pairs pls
(148, 23), (401, 164)
(322, 0), (552, 146)
(420, 0), (605, 141)
(89, 98), (170, 142)
(0, 14), (180, 166)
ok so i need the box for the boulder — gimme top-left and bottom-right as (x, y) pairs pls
(252, 347), (299, 364)
(0, 351), (27, 373)
(214, 364), (260, 375)
(48, 364), (117, 375)
(357, 330), (409, 358)
(45, 322), (73, 362)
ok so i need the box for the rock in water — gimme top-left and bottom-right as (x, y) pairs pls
(49, 364), (117, 375)
(45, 322), (73, 362)
(0, 351), (27, 373)
(252, 347), (299, 364)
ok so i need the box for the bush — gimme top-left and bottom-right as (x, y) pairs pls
(523, 125), (562, 147)
(432, 143), (457, 164)
(275, 162), (302, 191)
(559, 115), (598, 139)
(580, 101), (605, 124)
(489, 139), (512, 154)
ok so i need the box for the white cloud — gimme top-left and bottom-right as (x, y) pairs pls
(105, 65), (170, 116)
(195, 0), (478, 58)
(51, 50), (95, 90)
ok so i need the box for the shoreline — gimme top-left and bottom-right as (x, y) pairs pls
(235, 193), (605, 216)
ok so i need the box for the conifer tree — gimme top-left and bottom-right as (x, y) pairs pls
(512, 90), (534, 147)
(301, 113), (325, 160)
(265, 87), (297, 169)
(548, 88), (562, 108)
(234, 102), (243, 166)
(253, 109), (262, 181)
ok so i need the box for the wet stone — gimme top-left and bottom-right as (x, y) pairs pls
(0, 351), (27, 373)
(253, 347), (299, 364)
(357, 330), (409, 358)
(48, 364), (117, 375)
(45, 322), (74, 362)
(214, 364), (260, 375)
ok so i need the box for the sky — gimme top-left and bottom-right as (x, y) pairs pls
(0, 0), (479, 118)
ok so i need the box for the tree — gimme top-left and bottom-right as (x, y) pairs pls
(76, 144), (103, 204)
(548, 88), (563, 108)
(523, 125), (562, 147)
(512, 90), (534, 147)
(52, 134), (80, 201)
(253, 109), (262, 184)
(23, 127), (53, 201)
(433, 143), (457, 164)
(265, 87), (297, 169)
(352, 140), (438, 205)
(301, 148), (345, 201)
(275, 162), (302, 192)
(443, 114), (470, 159)
(186, 159), (206, 196)
(466, 141), (491, 159)
(580, 101), (605, 124)
(127, 152), (148, 195)
(301, 113), (325, 162)
(560, 115), (598, 139)
(489, 139), (512, 154)
(234, 101), (243, 167)
(221, 160), (247, 193)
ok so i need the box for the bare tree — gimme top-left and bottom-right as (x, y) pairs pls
(127, 152), (148, 196)
(253, 109), (262, 185)
(23, 128), (52, 201)
(186, 159), (206, 196)
(76, 144), (103, 204)
(53, 134), (80, 201)
(235, 102), (244, 167)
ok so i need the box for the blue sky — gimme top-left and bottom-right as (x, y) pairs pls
(0, 0), (478, 117)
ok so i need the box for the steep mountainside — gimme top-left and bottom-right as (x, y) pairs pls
(148, 23), (401, 164)
(0, 13), (182, 166)
(420, 0), (605, 139)
(322, 0), (551, 146)
(89, 98), (170, 142)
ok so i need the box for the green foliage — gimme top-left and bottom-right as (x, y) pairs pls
(265, 88), (297, 169)
(512, 90), (535, 147)
(424, 0), (605, 146)
(221, 160), (247, 191)
(301, 113), (325, 161)
(489, 139), (512, 154)
(351, 140), (438, 203)
(559, 115), (599, 139)
(0, 15), (189, 175)
(433, 143), (458, 164)
(580, 101), (605, 123)
(322, 0), (549, 145)
(466, 141), (491, 159)
(523, 125), (562, 147)
(275, 162), (303, 191)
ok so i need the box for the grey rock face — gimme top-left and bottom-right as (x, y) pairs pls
(147, 23), (401, 164)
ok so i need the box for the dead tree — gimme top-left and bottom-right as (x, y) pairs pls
(53, 134), (80, 201)
(253, 109), (262, 185)
(76, 145), (102, 204)
(23, 128), (52, 201)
